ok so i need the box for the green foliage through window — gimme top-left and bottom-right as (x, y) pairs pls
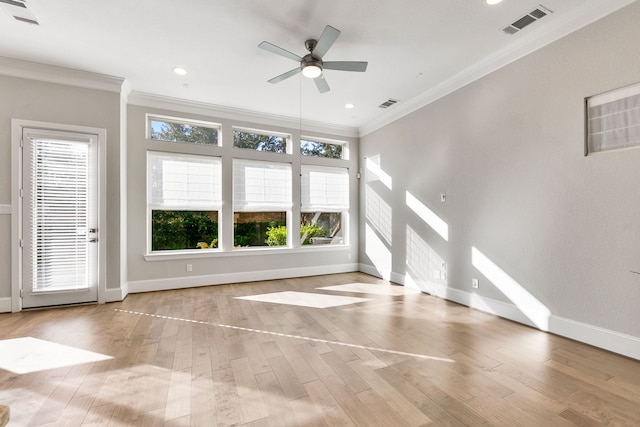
(300, 139), (343, 159)
(234, 212), (286, 247)
(264, 224), (328, 246)
(150, 119), (218, 145)
(152, 210), (218, 251)
(234, 130), (286, 153)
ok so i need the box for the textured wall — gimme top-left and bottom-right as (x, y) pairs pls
(0, 75), (123, 300)
(359, 2), (640, 337)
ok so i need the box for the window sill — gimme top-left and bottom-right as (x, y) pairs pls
(144, 244), (352, 261)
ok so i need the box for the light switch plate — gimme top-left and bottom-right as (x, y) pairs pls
(0, 204), (11, 215)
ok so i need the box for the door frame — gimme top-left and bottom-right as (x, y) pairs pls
(11, 119), (107, 311)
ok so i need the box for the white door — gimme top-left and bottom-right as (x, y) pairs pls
(21, 128), (99, 308)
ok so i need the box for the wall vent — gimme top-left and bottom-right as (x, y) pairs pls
(0, 0), (39, 25)
(378, 98), (399, 109)
(0, 0), (26, 7)
(502, 5), (552, 35)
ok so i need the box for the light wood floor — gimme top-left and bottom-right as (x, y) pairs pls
(1, 273), (639, 426)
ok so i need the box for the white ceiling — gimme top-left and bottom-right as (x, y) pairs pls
(0, 0), (634, 134)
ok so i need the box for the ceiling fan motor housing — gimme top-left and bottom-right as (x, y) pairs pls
(302, 53), (322, 70)
(305, 39), (318, 53)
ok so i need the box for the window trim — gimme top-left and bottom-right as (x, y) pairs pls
(143, 112), (354, 258)
(146, 150), (223, 253)
(585, 82), (640, 155)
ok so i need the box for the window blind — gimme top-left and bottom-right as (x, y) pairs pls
(233, 159), (291, 211)
(587, 83), (640, 153)
(30, 138), (92, 291)
(148, 152), (222, 209)
(301, 165), (349, 211)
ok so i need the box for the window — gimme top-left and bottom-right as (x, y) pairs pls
(148, 152), (222, 251)
(149, 115), (219, 146)
(233, 159), (291, 247)
(300, 138), (345, 159)
(233, 128), (288, 153)
(586, 82), (640, 154)
(301, 165), (349, 245)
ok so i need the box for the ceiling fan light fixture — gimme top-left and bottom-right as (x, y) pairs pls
(302, 64), (322, 79)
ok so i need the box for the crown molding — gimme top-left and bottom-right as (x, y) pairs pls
(127, 91), (360, 138)
(358, 0), (636, 137)
(0, 56), (125, 93)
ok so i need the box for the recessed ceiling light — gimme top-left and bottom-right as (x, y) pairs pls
(486, 0), (503, 5)
(173, 67), (188, 76)
(345, 103), (355, 109)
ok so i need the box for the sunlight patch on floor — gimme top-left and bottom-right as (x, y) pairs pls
(318, 282), (420, 296)
(235, 291), (372, 308)
(0, 337), (112, 374)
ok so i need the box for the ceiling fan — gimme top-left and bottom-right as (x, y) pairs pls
(258, 25), (368, 93)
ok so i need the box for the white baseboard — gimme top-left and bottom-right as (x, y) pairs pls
(104, 283), (128, 303)
(0, 297), (11, 313)
(129, 263), (360, 294)
(363, 266), (640, 361)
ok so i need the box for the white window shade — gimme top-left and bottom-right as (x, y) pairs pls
(301, 165), (349, 211)
(233, 159), (291, 211)
(148, 152), (221, 209)
(587, 83), (640, 153)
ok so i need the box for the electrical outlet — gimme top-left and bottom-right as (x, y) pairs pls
(472, 278), (479, 289)
(186, 263), (192, 272)
(440, 193), (446, 202)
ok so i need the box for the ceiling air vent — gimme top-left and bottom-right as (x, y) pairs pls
(378, 98), (399, 109)
(502, 5), (552, 35)
(0, 0), (39, 25)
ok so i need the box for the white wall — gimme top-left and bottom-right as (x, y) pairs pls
(359, 2), (640, 359)
(0, 69), (125, 308)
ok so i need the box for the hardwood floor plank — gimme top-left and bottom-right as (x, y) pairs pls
(267, 355), (308, 400)
(320, 350), (370, 394)
(348, 360), (431, 426)
(211, 367), (243, 426)
(272, 336), (319, 385)
(164, 368), (192, 422)
(254, 371), (297, 427)
(230, 357), (269, 423)
(380, 363), (493, 427)
(302, 379), (356, 427)
(190, 376), (218, 426)
(0, 272), (638, 426)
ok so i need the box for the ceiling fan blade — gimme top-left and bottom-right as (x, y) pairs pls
(258, 41), (302, 62)
(314, 75), (330, 93)
(312, 25), (341, 58)
(268, 67), (301, 84)
(323, 61), (368, 72)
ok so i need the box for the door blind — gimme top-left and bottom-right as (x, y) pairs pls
(29, 138), (92, 291)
